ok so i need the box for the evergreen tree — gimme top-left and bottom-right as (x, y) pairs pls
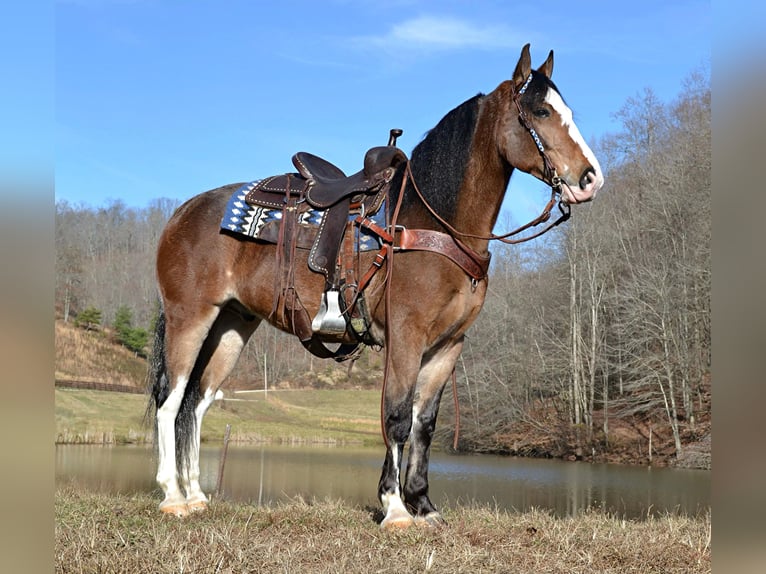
(74, 306), (102, 331)
(113, 305), (133, 341)
(112, 305), (149, 356)
(122, 327), (149, 357)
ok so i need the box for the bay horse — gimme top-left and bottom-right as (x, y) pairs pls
(148, 44), (603, 528)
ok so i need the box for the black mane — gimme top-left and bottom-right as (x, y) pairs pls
(391, 93), (484, 220)
(389, 73), (561, 222)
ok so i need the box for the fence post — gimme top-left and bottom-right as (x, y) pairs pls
(215, 424), (232, 498)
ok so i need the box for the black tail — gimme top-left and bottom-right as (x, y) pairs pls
(147, 306), (169, 411)
(145, 304), (199, 483)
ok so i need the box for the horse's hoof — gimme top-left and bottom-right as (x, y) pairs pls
(380, 508), (415, 530)
(380, 510), (415, 530)
(159, 501), (189, 517)
(415, 512), (447, 529)
(186, 499), (208, 513)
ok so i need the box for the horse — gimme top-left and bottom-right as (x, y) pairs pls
(147, 44), (603, 528)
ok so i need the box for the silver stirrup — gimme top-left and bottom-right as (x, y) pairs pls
(311, 290), (347, 336)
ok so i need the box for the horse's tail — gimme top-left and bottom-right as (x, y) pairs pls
(147, 305), (169, 413)
(145, 303), (199, 478)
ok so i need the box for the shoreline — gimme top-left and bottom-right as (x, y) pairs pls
(55, 387), (711, 470)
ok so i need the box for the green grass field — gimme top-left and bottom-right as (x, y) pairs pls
(55, 387), (384, 446)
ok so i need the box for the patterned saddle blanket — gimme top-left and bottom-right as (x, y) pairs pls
(220, 180), (386, 253)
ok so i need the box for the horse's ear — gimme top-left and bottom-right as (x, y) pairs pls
(513, 43), (532, 90)
(537, 50), (554, 79)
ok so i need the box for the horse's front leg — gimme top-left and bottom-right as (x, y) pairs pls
(377, 347), (420, 529)
(404, 340), (464, 527)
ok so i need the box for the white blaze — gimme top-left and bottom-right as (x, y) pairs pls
(545, 88), (604, 189)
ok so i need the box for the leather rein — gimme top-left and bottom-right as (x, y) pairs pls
(403, 72), (572, 259)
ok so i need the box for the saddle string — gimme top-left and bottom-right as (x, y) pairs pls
(451, 367), (460, 451)
(269, 175), (294, 322)
(378, 167), (410, 450)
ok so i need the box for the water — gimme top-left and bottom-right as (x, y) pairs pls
(55, 444), (710, 518)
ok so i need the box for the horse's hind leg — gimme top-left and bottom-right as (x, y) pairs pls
(155, 304), (220, 516)
(182, 308), (260, 512)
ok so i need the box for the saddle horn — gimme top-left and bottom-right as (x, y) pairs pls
(388, 128), (403, 146)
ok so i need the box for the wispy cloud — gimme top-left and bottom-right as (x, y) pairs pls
(360, 15), (531, 52)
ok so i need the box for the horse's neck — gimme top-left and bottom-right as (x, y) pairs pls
(453, 92), (513, 253)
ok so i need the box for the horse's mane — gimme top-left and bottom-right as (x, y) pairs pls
(392, 93), (484, 220)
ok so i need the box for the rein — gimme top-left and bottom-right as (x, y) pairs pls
(406, 160), (570, 248)
(405, 73), (572, 249)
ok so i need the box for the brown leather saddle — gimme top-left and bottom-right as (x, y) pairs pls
(245, 145), (406, 279)
(244, 139), (407, 359)
(245, 146), (407, 287)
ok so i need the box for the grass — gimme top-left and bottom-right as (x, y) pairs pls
(55, 484), (711, 573)
(55, 388), (384, 446)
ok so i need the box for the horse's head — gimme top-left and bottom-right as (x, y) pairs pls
(498, 44), (604, 204)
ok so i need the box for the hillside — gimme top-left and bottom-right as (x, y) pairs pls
(54, 319), (381, 391)
(55, 320), (148, 389)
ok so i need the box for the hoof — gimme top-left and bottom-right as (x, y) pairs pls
(159, 501), (190, 517)
(186, 499), (208, 513)
(415, 512), (446, 529)
(380, 510), (415, 530)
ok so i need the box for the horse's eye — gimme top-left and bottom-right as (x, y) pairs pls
(533, 108), (550, 119)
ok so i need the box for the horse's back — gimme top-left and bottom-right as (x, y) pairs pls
(167, 184), (242, 232)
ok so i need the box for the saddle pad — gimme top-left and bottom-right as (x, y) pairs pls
(220, 181), (385, 252)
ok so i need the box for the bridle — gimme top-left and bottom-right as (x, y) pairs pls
(406, 71), (571, 247)
(358, 71), (576, 299)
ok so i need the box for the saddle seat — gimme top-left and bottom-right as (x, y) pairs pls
(246, 146), (407, 210)
(296, 146), (407, 208)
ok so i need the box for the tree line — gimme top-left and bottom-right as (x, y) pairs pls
(55, 69), (710, 462)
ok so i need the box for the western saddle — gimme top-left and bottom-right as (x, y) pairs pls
(244, 130), (408, 359)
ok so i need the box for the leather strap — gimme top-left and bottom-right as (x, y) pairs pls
(396, 228), (490, 281)
(356, 244), (389, 293)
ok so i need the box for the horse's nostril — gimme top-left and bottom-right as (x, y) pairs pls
(579, 168), (595, 190)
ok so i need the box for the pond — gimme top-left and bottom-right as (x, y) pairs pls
(55, 444), (710, 519)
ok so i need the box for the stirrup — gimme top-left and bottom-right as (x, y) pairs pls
(311, 290), (347, 336)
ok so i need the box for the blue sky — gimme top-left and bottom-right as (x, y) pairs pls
(53, 0), (710, 225)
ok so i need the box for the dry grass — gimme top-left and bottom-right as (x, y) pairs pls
(55, 484), (710, 573)
(55, 321), (146, 388)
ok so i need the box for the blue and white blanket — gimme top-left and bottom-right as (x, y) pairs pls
(220, 181), (385, 252)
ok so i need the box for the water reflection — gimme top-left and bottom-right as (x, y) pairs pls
(55, 444), (710, 519)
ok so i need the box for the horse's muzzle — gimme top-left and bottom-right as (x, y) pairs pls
(561, 167), (603, 204)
